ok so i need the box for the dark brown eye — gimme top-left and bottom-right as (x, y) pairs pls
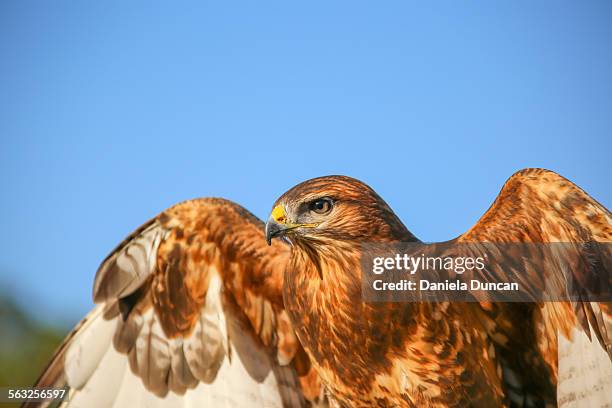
(309, 198), (333, 215)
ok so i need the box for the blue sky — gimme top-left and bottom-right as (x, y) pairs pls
(1, 2), (610, 326)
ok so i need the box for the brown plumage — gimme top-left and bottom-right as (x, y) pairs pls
(267, 169), (611, 407)
(27, 168), (610, 407)
(27, 199), (325, 407)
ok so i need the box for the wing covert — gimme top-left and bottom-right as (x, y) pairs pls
(26, 198), (324, 408)
(458, 168), (611, 406)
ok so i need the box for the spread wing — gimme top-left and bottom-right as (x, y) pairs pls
(459, 168), (612, 406)
(25, 198), (324, 408)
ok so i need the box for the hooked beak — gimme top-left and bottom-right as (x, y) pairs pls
(265, 204), (290, 245)
(265, 204), (319, 245)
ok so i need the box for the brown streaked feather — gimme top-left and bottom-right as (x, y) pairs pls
(459, 169), (611, 359)
(27, 198), (326, 407)
(279, 177), (508, 407)
(276, 169), (610, 407)
(451, 169), (612, 406)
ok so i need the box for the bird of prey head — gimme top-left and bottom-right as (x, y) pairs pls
(265, 175), (416, 246)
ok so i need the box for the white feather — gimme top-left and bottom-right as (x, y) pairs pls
(557, 327), (612, 407)
(59, 280), (296, 407)
(64, 306), (116, 389)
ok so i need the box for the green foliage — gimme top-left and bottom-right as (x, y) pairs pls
(0, 294), (67, 389)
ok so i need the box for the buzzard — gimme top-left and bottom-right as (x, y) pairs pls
(27, 169), (610, 407)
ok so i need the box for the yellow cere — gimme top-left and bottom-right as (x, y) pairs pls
(271, 205), (287, 223)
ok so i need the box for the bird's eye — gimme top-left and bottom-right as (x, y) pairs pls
(309, 198), (333, 215)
